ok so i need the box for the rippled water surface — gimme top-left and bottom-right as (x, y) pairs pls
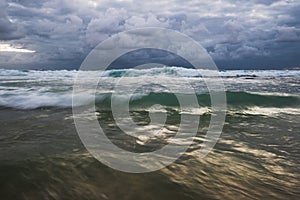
(0, 68), (299, 199)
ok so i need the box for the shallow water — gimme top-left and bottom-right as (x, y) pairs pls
(0, 68), (299, 199)
(0, 107), (299, 199)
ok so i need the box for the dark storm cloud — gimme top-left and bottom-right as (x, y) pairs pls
(0, 0), (300, 69)
(0, 0), (23, 40)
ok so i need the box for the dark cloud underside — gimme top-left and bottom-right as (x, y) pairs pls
(1, 0), (300, 69)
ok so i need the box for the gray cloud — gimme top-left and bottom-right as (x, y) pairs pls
(0, 0), (23, 40)
(1, 0), (300, 69)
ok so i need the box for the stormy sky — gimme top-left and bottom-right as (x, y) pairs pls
(0, 0), (300, 70)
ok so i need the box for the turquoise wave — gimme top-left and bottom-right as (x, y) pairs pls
(95, 91), (300, 109)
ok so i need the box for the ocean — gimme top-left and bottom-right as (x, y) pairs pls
(0, 67), (299, 199)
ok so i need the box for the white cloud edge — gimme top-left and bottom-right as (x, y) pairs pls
(0, 44), (36, 53)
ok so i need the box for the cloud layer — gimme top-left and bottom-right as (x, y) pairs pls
(1, 0), (300, 69)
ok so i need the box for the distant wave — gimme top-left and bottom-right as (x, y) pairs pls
(1, 67), (300, 78)
(101, 67), (300, 78)
(1, 67), (299, 115)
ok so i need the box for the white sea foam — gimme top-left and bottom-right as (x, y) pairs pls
(242, 106), (300, 116)
(0, 67), (299, 110)
(1, 67), (300, 78)
(0, 91), (93, 109)
(100, 67), (300, 78)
